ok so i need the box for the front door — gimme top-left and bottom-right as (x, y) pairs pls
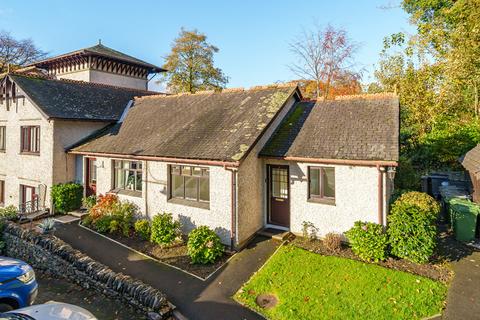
(267, 165), (290, 228)
(85, 157), (97, 196)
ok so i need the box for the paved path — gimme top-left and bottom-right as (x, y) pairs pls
(55, 223), (278, 320)
(443, 250), (480, 319)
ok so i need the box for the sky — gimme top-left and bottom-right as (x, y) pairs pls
(0, 1), (414, 91)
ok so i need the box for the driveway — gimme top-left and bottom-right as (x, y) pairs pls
(54, 223), (278, 320)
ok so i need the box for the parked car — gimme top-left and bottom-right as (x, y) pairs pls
(0, 257), (38, 312)
(0, 302), (97, 320)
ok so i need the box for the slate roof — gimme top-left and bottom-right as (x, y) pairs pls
(461, 145), (480, 178)
(260, 94), (400, 162)
(10, 74), (155, 121)
(70, 85), (299, 162)
(29, 44), (165, 73)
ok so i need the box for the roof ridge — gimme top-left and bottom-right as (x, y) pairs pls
(136, 83), (297, 101)
(333, 92), (397, 101)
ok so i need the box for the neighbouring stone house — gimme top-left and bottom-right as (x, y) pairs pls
(0, 43), (162, 210)
(0, 44), (399, 248)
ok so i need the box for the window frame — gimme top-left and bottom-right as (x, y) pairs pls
(308, 166), (336, 205)
(112, 160), (143, 195)
(0, 126), (5, 152)
(20, 126), (40, 154)
(168, 164), (210, 207)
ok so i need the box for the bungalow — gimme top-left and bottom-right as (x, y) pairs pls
(69, 87), (399, 247)
(0, 43), (399, 248)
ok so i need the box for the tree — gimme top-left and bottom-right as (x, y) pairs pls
(289, 24), (360, 99)
(0, 31), (47, 72)
(160, 29), (228, 94)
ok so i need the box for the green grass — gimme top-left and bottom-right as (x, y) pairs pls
(234, 245), (447, 320)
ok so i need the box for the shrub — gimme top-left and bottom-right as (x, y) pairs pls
(111, 201), (136, 236)
(94, 215), (113, 233)
(82, 215), (93, 227)
(51, 182), (83, 213)
(38, 218), (56, 234)
(323, 233), (342, 252)
(345, 221), (388, 262)
(187, 226), (224, 264)
(135, 219), (151, 240)
(109, 220), (120, 234)
(0, 206), (18, 221)
(387, 191), (440, 263)
(150, 213), (181, 245)
(302, 221), (319, 241)
(89, 194), (119, 221)
(82, 195), (97, 211)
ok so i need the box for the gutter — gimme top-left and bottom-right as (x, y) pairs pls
(266, 156), (398, 167)
(68, 151), (240, 167)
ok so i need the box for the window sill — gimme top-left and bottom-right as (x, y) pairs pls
(168, 197), (210, 210)
(109, 189), (142, 198)
(308, 197), (336, 206)
(20, 152), (40, 156)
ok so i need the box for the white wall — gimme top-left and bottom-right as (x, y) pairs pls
(0, 89), (54, 207)
(265, 159), (384, 237)
(93, 157), (233, 244)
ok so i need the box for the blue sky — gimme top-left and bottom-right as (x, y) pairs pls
(0, 1), (413, 90)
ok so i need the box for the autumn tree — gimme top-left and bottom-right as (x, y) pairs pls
(289, 24), (360, 99)
(160, 29), (228, 94)
(0, 31), (47, 72)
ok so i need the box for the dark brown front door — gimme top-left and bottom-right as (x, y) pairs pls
(267, 165), (290, 228)
(85, 157), (97, 196)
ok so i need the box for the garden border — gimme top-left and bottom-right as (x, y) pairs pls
(78, 221), (237, 281)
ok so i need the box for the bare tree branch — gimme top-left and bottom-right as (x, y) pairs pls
(289, 24), (360, 99)
(0, 31), (47, 72)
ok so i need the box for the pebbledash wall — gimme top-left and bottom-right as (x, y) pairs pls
(92, 157), (234, 244)
(0, 84), (108, 208)
(2, 222), (173, 318)
(264, 159), (392, 237)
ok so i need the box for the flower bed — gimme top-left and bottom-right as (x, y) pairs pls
(292, 236), (452, 282)
(81, 194), (231, 279)
(92, 227), (232, 279)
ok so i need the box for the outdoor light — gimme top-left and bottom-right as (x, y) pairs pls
(387, 167), (396, 180)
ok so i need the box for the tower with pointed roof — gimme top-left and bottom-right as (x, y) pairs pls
(28, 42), (166, 90)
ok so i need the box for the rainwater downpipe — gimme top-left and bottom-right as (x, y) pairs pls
(377, 165), (385, 226)
(226, 167), (238, 250)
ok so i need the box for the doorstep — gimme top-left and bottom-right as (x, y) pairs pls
(257, 228), (295, 241)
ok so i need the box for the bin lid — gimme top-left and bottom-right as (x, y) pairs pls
(449, 199), (480, 215)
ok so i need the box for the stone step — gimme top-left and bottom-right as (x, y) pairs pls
(68, 209), (89, 218)
(257, 228), (295, 241)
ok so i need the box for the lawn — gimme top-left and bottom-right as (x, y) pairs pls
(234, 245), (447, 320)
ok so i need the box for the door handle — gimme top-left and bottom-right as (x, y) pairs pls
(274, 198), (285, 202)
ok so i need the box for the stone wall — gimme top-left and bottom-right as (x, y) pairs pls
(2, 222), (173, 318)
